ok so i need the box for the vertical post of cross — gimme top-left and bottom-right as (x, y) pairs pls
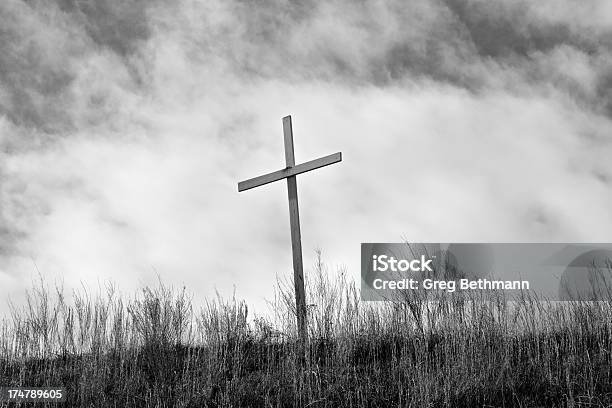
(282, 116), (308, 346)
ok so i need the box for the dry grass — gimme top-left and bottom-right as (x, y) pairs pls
(1, 252), (612, 407)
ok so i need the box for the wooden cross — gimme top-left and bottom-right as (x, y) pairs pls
(238, 115), (342, 343)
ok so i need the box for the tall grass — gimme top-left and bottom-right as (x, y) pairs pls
(1, 253), (612, 407)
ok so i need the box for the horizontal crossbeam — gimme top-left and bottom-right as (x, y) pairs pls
(238, 152), (342, 192)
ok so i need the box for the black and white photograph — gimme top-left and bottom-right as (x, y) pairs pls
(1, 0), (612, 406)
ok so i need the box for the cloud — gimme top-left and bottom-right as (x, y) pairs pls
(55, 0), (153, 57)
(1, 0), (612, 315)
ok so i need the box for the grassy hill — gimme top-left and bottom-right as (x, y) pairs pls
(1, 257), (612, 407)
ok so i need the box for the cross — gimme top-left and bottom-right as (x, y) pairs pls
(238, 115), (342, 344)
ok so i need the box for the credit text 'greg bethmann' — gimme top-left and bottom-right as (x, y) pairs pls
(370, 255), (530, 293)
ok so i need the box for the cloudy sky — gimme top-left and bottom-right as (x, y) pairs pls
(1, 0), (612, 315)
